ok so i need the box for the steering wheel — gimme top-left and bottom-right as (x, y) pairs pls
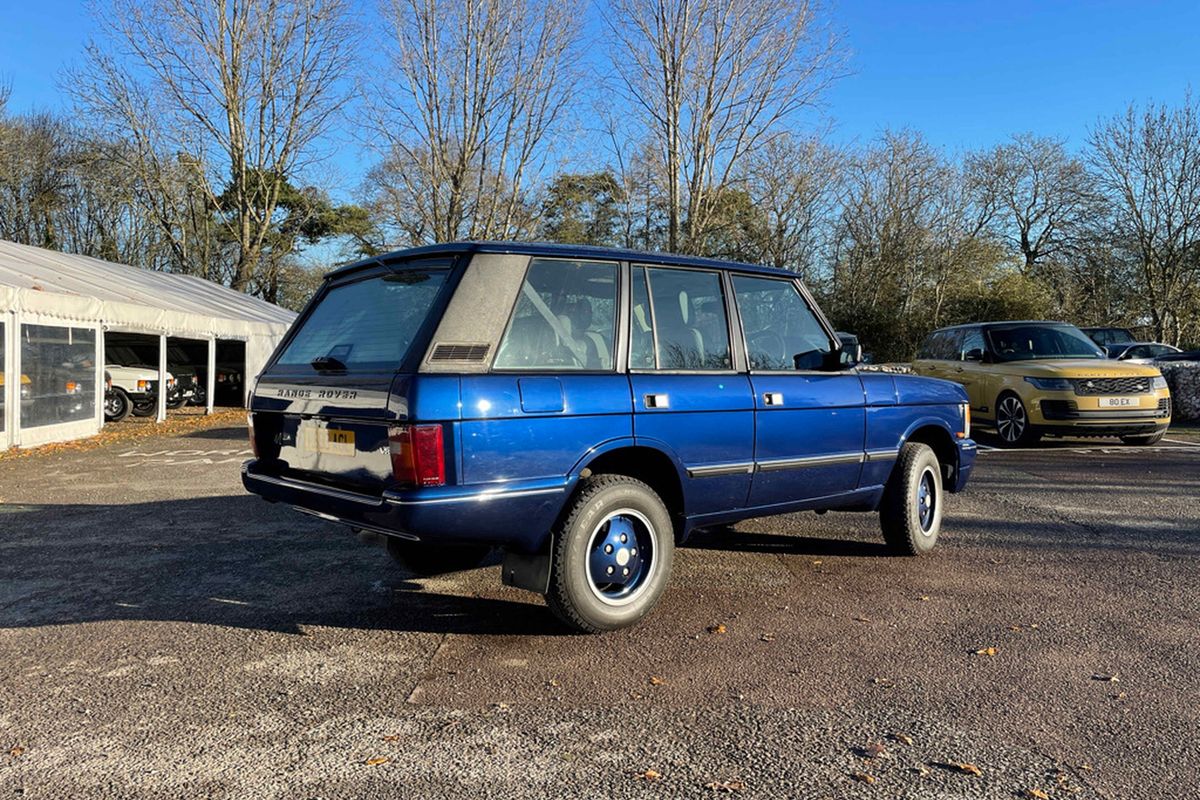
(748, 329), (787, 369)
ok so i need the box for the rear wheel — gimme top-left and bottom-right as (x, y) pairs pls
(104, 389), (132, 422)
(1120, 430), (1166, 446)
(880, 442), (944, 556)
(386, 538), (491, 576)
(994, 392), (1040, 447)
(131, 398), (156, 417)
(545, 475), (674, 633)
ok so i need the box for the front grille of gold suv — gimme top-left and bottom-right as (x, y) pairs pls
(1072, 377), (1151, 395)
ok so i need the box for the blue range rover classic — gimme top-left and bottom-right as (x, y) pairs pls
(243, 243), (975, 632)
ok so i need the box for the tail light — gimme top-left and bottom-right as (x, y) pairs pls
(65, 381), (79, 394)
(389, 424), (446, 487)
(247, 413), (259, 458)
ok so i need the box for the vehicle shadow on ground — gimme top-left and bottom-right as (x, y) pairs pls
(684, 525), (891, 558)
(0, 496), (568, 637)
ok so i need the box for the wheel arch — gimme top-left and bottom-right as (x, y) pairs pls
(573, 441), (687, 538)
(902, 420), (960, 490)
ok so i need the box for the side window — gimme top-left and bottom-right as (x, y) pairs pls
(917, 332), (942, 360)
(494, 258), (618, 370)
(632, 267), (732, 370)
(732, 275), (832, 371)
(960, 327), (985, 360)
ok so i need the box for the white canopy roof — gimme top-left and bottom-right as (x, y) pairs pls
(0, 239), (295, 339)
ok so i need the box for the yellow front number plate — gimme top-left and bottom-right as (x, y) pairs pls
(1097, 396), (1138, 408)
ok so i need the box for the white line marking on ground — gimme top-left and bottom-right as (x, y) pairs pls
(1163, 438), (1200, 446)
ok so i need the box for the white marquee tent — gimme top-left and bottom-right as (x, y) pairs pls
(0, 239), (296, 449)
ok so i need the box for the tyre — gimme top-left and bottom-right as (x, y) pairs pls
(104, 389), (132, 423)
(131, 399), (156, 417)
(545, 475), (674, 633)
(1120, 430), (1166, 446)
(385, 537), (490, 576)
(994, 392), (1040, 447)
(167, 394), (186, 409)
(879, 442), (944, 556)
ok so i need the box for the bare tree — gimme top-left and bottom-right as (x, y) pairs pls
(966, 133), (1096, 272)
(368, 0), (580, 245)
(607, 0), (842, 254)
(72, 0), (357, 291)
(1089, 96), (1200, 344)
(742, 133), (842, 278)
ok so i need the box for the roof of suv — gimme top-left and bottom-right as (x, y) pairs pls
(930, 320), (1075, 332)
(326, 241), (801, 280)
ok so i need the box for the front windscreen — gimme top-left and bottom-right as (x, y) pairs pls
(986, 324), (1105, 361)
(275, 269), (448, 372)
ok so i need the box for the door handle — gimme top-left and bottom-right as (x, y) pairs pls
(644, 393), (670, 409)
(763, 392), (784, 406)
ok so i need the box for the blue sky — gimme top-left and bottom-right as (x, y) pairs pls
(2, 0), (1197, 175)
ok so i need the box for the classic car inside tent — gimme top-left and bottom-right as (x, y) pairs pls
(0, 239), (295, 450)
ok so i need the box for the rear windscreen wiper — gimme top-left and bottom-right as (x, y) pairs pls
(310, 355), (347, 371)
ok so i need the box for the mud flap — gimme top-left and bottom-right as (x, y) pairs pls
(502, 536), (553, 594)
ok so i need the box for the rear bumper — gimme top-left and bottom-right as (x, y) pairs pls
(241, 460), (569, 552)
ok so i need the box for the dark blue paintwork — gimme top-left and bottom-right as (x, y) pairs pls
(243, 242), (976, 557)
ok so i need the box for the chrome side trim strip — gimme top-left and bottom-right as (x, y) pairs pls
(687, 461), (756, 478)
(386, 486), (564, 506)
(863, 448), (898, 462)
(755, 452), (864, 472)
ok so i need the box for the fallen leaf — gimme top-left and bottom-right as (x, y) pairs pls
(634, 769), (662, 781)
(1078, 763), (1093, 771)
(849, 772), (876, 784)
(547, 679), (561, 688)
(870, 676), (893, 686)
(649, 676), (666, 686)
(859, 742), (887, 759)
(380, 734), (401, 742)
(759, 633), (775, 642)
(811, 559), (823, 565)
(890, 732), (914, 746)
(1024, 790), (1050, 800)
(1091, 672), (1119, 682)
(707, 624), (727, 635)
(944, 762), (983, 776)
(705, 779), (746, 792)
(917, 595), (931, 601)
(9, 746), (25, 758)
(853, 616), (872, 623)
(908, 765), (930, 777)
(974, 647), (998, 657)
(365, 756), (390, 766)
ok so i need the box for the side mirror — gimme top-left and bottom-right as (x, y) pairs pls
(839, 343), (863, 368)
(964, 348), (983, 362)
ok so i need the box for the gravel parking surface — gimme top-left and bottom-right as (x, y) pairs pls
(1, 425), (1197, 799)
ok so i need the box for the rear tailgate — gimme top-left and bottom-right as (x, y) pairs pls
(248, 260), (455, 497)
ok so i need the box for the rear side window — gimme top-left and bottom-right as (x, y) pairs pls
(275, 269), (448, 371)
(919, 329), (960, 360)
(631, 267), (732, 370)
(960, 327), (985, 359)
(732, 275), (831, 371)
(494, 258), (618, 370)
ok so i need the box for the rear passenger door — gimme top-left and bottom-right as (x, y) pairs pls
(953, 326), (988, 413)
(731, 275), (866, 507)
(628, 265), (755, 515)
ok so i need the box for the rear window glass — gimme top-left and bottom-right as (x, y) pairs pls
(275, 270), (447, 371)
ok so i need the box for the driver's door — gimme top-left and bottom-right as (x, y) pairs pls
(732, 274), (866, 508)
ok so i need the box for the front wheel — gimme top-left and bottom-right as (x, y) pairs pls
(545, 475), (674, 633)
(131, 399), (156, 417)
(994, 392), (1040, 447)
(104, 389), (132, 422)
(1121, 430), (1166, 446)
(880, 442), (944, 556)
(386, 538), (491, 576)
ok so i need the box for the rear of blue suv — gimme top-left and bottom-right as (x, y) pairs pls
(244, 242), (975, 632)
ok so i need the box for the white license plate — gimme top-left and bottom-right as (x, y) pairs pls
(1097, 396), (1138, 408)
(299, 426), (356, 456)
